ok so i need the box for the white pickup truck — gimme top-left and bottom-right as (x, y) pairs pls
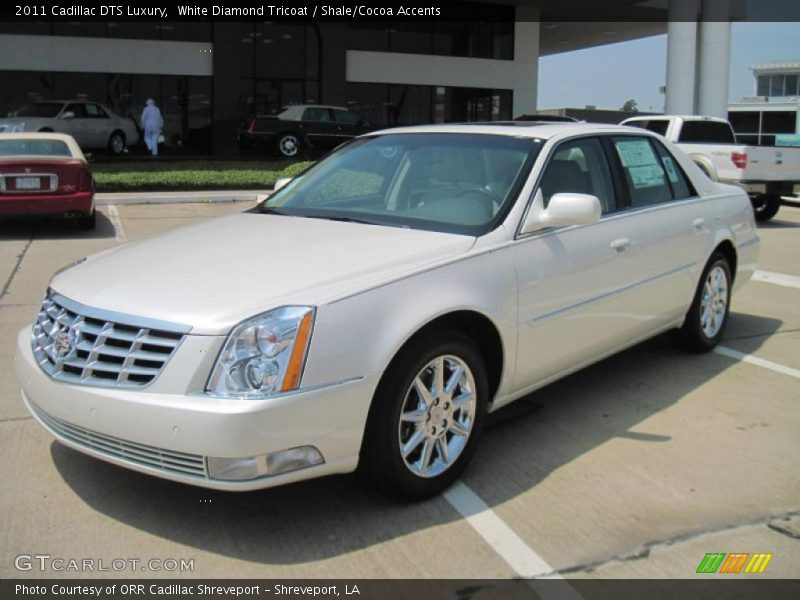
(621, 115), (800, 221)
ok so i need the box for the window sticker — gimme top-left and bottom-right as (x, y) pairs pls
(662, 155), (680, 183)
(628, 165), (666, 189)
(615, 139), (659, 167)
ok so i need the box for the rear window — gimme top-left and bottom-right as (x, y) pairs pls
(0, 139), (71, 157)
(678, 120), (736, 144)
(626, 119), (669, 136)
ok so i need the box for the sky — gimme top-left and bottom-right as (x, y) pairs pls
(537, 22), (800, 112)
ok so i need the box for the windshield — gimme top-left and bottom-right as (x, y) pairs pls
(0, 139), (71, 157)
(12, 103), (65, 118)
(259, 133), (541, 235)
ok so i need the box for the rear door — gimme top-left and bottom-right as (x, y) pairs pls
(605, 134), (708, 330)
(83, 103), (111, 148)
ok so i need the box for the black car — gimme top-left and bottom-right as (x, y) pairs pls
(238, 105), (375, 158)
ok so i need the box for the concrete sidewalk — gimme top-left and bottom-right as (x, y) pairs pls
(95, 190), (271, 205)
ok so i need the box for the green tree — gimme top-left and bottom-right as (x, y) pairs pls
(620, 99), (639, 113)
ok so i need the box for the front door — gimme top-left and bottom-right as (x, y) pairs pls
(512, 136), (643, 391)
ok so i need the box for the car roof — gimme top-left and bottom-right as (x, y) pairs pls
(0, 132), (86, 160)
(622, 115), (729, 124)
(365, 122), (644, 140)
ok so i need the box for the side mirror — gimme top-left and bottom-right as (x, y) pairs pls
(273, 177), (292, 192)
(62, 111), (75, 119)
(520, 191), (601, 234)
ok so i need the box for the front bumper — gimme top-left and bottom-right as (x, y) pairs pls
(0, 191), (93, 216)
(16, 328), (368, 491)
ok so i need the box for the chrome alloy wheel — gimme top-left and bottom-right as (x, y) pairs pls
(700, 265), (728, 338)
(279, 135), (299, 157)
(109, 133), (125, 155)
(398, 355), (477, 478)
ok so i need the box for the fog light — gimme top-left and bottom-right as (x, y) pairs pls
(267, 446), (324, 475)
(207, 456), (266, 481)
(207, 446), (324, 481)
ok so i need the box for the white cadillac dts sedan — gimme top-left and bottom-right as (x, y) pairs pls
(16, 123), (759, 499)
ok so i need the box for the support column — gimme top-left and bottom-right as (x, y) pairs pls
(665, 0), (699, 114)
(697, 0), (731, 118)
(212, 23), (244, 155)
(512, 7), (539, 117)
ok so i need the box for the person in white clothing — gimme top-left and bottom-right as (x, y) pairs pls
(140, 98), (164, 156)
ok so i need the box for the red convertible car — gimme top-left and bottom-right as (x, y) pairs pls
(0, 133), (95, 229)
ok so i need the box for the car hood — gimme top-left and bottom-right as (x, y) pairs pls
(51, 212), (475, 335)
(0, 117), (49, 130)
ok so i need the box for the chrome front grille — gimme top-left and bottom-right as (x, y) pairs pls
(30, 401), (207, 478)
(32, 291), (186, 389)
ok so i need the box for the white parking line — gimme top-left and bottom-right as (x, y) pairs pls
(753, 270), (800, 290)
(443, 481), (560, 578)
(714, 346), (800, 380)
(107, 204), (127, 242)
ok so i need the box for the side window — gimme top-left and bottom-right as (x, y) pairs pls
(64, 103), (87, 119)
(332, 110), (362, 125)
(611, 136), (673, 208)
(302, 107), (332, 122)
(85, 104), (108, 118)
(539, 137), (617, 214)
(651, 140), (695, 200)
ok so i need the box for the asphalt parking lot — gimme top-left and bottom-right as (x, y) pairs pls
(1, 200), (798, 580)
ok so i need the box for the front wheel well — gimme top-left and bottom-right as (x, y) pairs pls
(388, 310), (504, 404)
(712, 240), (737, 284)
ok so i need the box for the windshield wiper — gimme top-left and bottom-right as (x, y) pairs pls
(256, 206), (288, 216)
(302, 214), (383, 226)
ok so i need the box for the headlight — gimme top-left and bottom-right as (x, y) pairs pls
(206, 306), (315, 399)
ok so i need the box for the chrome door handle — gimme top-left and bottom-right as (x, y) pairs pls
(610, 238), (630, 252)
(692, 218), (706, 231)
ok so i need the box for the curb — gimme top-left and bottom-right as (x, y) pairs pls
(95, 191), (271, 206)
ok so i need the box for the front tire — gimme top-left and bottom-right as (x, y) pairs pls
(680, 253), (731, 352)
(752, 194), (781, 222)
(360, 331), (488, 500)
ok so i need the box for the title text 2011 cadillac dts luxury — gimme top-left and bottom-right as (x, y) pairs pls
(15, 124), (759, 499)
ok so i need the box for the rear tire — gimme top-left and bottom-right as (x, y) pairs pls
(77, 209), (96, 231)
(679, 253), (731, 352)
(277, 133), (301, 158)
(752, 194), (781, 222)
(359, 331), (488, 500)
(107, 131), (126, 156)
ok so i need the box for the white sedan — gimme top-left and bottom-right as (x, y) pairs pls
(15, 123), (759, 499)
